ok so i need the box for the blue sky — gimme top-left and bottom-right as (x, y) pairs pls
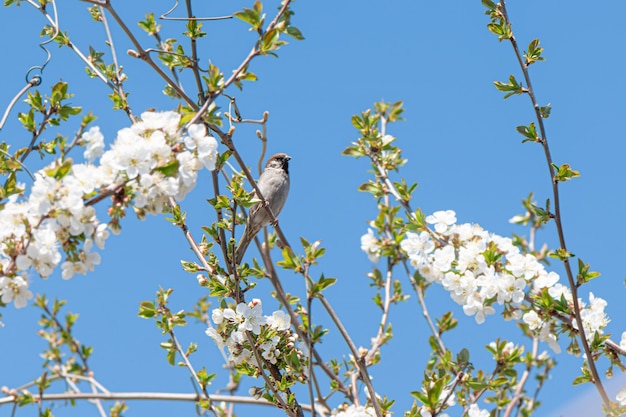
(1, 1), (625, 416)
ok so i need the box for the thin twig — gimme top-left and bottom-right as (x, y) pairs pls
(184, 0), (205, 100)
(98, 5), (135, 122)
(498, 1), (609, 406)
(403, 261), (446, 354)
(0, 391), (321, 411)
(317, 295), (383, 417)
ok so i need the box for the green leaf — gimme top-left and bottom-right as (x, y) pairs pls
(184, 19), (206, 39)
(529, 199), (552, 225)
(493, 75), (524, 99)
(197, 367), (216, 387)
(234, 1), (265, 31)
(207, 195), (232, 210)
(487, 19), (512, 41)
(18, 109), (36, 132)
(138, 12), (161, 35)
(341, 144), (366, 158)
(138, 301), (156, 318)
(277, 247), (302, 272)
(482, 0), (496, 10)
(208, 277), (230, 297)
(155, 159), (180, 177)
(47, 158), (73, 180)
(576, 258), (601, 285)
(466, 379), (489, 390)
(260, 28), (286, 54)
(310, 274), (336, 296)
(286, 26), (304, 40)
(552, 163), (580, 182)
(540, 103), (552, 118)
(515, 122), (539, 143)
(525, 38), (545, 65)
(549, 247), (574, 261)
(180, 260), (199, 273)
(358, 180), (384, 199)
(203, 63), (224, 93)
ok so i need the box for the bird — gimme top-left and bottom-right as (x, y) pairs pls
(234, 153), (291, 263)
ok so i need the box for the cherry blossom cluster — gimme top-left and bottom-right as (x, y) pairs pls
(206, 299), (309, 377)
(0, 111), (218, 308)
(417, 404), (488, 417)
(331, 404), (376, 417)
(361, 210), (610, 353)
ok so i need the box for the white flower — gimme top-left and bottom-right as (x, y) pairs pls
(381, 134), (395, 145)
(539, 325), (561, 354)
(259, 336), (281, 364)
(267, 310), (291, 331)
(467, 404), (489, 417)
(332, 404), (376, 417)
(440, 386), (456, 407)
(579, 292), (609, 340)
(523, 310), (542, 330)
(426, 210), (457, 234)
(235, 302), (266, 334)
(218, 302), (266, 335)
(433, 245), (455, 272)
(186, 123), (206, 141)
(205, 327), (225, 348)
(195, 135), (218, 171)
(548, 283), (572, 303)
(533, 270), (559, 291)
(401, 231), (434, 256)
(60, 250), (100, 280)
(462, 293), (495, 324)
(82, 126), (105, 162)
(496, 273), (526, 306)
(140, 110), (181, 136)
(0, 275), (33, 308)
(94, 223), (109, 249)
(212, 308), (225, 324)
(29, 173), (58, 215)
(176, 151), (200, 187)
(360, 229), (380, 263)
(66, 164), (103, 194)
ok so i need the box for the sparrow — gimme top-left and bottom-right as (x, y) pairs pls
(234, 153), (291, 263)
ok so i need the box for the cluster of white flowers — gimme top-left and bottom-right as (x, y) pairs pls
(331, 404), (376, 417)
(206, 299), (308, 370)
(0, 111), (218, 308)
(361, 210), (610, 353)
(98, 111), (218, 212)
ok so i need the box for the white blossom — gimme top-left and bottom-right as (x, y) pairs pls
(332, 404), (376, 417)
(425, 209), (457, 234)
(0, 275), (33, 308)
(82, 126), (105, 162)
(360, 228), (380, 263)
(267, 310), (291, 331)
(467, 404), (489, 417)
